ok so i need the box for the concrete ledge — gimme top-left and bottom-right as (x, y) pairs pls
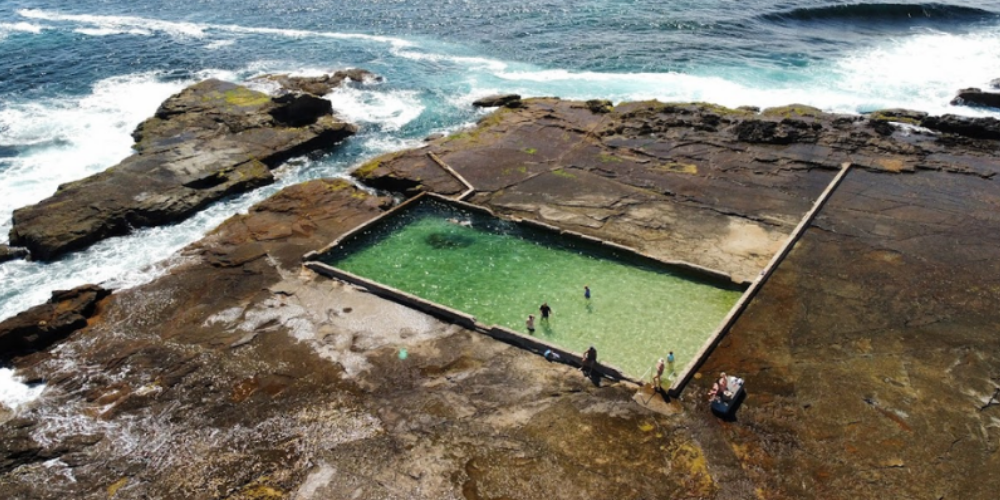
(305, 261), (477, 329)
(424, 192), (496, 216)
(427, 152), (475, 201)
(659, 259), (738, 285)
(309, 192), (430, 260)
(518, 218), (563, 233)
(558, 228), (608, 246)
(483, 325), (638, 385)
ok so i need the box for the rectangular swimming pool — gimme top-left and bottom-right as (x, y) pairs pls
(317, 197), (745, 379)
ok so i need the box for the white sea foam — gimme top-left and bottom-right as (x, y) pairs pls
(205, 39), (234, 50)
(325, 86), (425, 131)
(16, 8), (414, 50)
(74, 27), (151, 37)
(832, 28), (1000, 116)
(393, 47), (509, 73)
(0, 367), (45, 411)
(0, 22), (44, 38)
(490, 27), (1000, 118)
(18, 9), (208, 38)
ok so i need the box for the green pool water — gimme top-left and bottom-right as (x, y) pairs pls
(322, 199), (745, 380)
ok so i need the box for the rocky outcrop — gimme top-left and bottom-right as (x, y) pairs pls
(921, 113), (1000, 140)
(473, 93), (522, 108)
(0, 244), (28, 264)
(951, 87), (1000, 109)
(7, 76), (363, 261)
(0, 285), (110, 357)
(254, 68), (382, 96)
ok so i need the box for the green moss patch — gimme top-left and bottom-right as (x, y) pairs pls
(761, 104), (825, 119)
(223, 88), (271, 107)
(656, 162), (698, 175)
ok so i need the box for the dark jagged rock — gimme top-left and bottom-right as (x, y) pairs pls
(921, 114), (1000, 140)
(951, 87), (1000, 109)
(0, 244), (28, 264)
(585, 99), (613, 114)
(8, 77), (361, 261)
(867, 108), (929, 124)
(255, 69), (383, 96)
(269, 93), (333, 127)
(733, 118), (820, 144)
(473, 93), (522, 108)
(991, 78), (1000, 89)
(0, 285), (110, 357)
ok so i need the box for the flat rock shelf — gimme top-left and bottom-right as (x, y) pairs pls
(318, 197), (745, 379)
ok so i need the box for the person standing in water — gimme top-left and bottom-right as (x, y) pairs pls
(584, 285), (591, 300)
(526, 314), (536, 334)
(667, 351), (675, 376)
(539, 302), (552, 321)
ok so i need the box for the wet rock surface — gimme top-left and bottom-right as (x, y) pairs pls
(0, 285), (110, 358)
(253, 69), (383, 96)
(0, 244), (29, 264)
(7, 75), (363, 261)
(472, 94), (522, 108)
(952, 87), (1000, 110)
(3, 98), (1000, 499)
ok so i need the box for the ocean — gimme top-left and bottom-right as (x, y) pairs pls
(2, 0), (1000, 322)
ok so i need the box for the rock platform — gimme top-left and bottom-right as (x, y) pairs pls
(2, 97), (1000, 498)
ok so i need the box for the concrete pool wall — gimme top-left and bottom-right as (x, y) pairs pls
(303, 165), (852, 396)
(305, 192), (748, 387)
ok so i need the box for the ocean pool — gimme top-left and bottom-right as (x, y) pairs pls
(320, 198), (745, 379)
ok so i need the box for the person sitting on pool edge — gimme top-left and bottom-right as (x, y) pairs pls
(580, 346), (597, 376)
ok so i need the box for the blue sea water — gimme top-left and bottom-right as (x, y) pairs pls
(1, 0), (1000, 321)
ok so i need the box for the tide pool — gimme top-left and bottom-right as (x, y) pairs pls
(322, 199), (744, 379)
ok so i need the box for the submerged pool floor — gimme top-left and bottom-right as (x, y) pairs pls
(322, 200), (744, 379)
